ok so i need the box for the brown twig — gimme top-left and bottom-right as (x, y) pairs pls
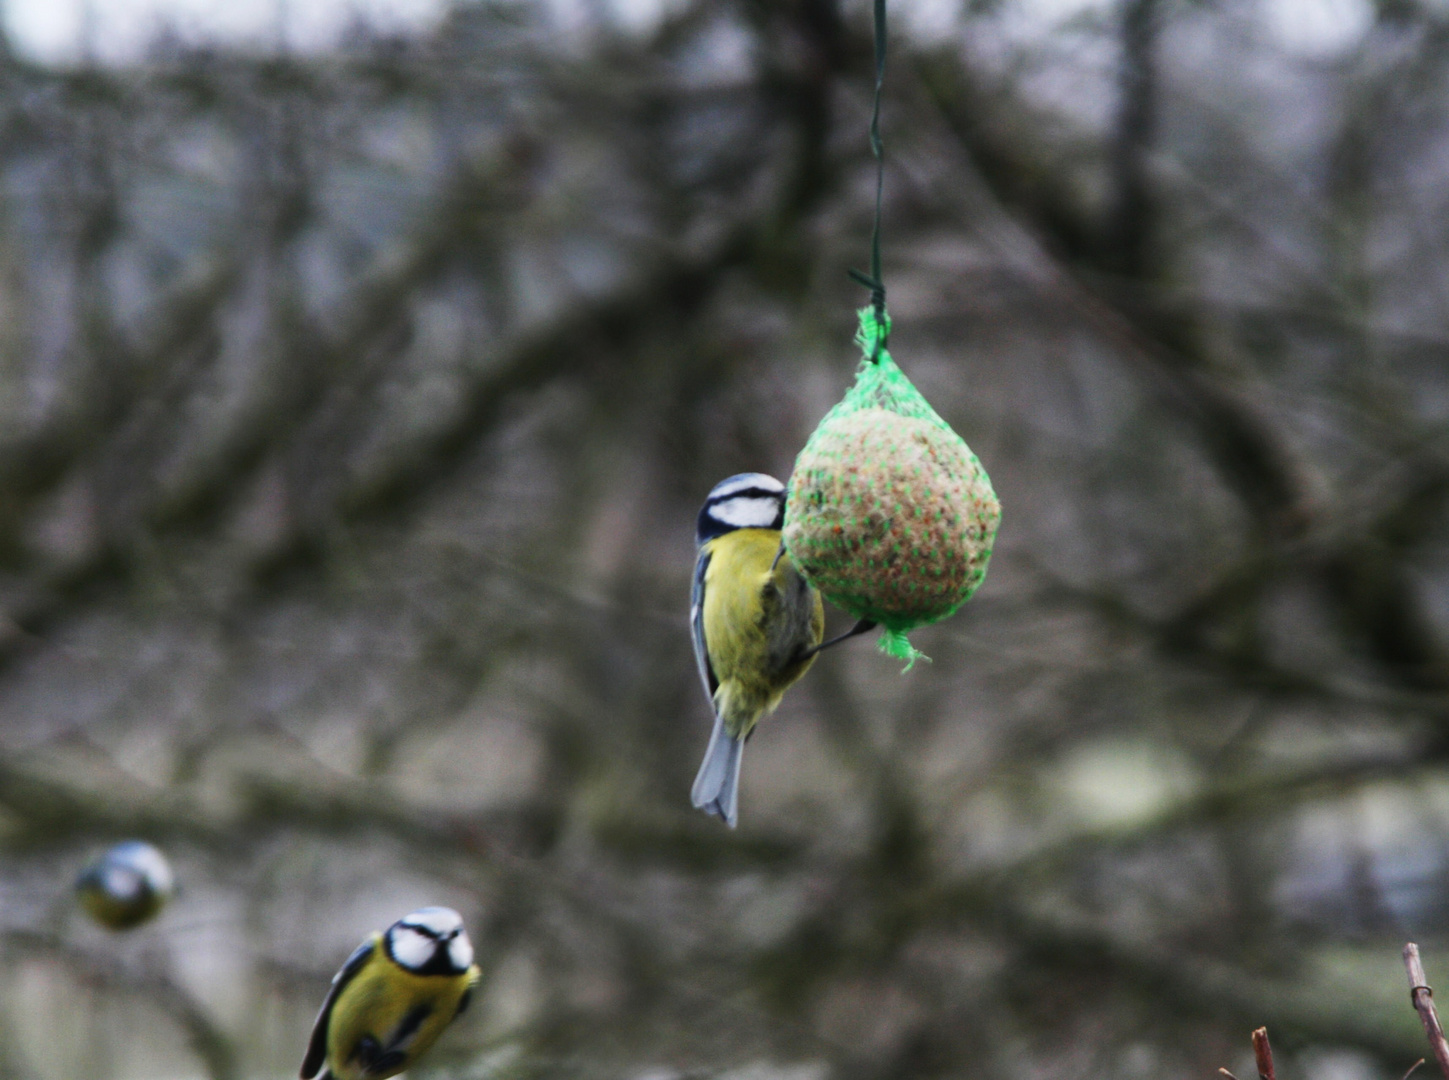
(1252, 1027), (1276, 1080)
(1404, 943), (1449, 1080)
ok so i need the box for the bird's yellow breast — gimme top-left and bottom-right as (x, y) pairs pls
(327, 944), (476, 1080)
(701, 528), (824, 737)
(77, 884), (165, 930)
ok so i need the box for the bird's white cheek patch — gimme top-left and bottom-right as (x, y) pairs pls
(389, 927), (435, 971)
(448, 936), (474, 971)
(711, 496), (778, 529)
(128, 846), (174, 893)
(101, 866), (144, 901)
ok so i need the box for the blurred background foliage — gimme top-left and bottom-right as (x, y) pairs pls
(2, 0), (1449, 1077)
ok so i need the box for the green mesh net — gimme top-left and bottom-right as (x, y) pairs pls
(783, 306), (1000, 666)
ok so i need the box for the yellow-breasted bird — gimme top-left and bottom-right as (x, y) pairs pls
(75, 840), (174, 930)
(301, 906), (481, 1080)
(690, 473), (825, 827)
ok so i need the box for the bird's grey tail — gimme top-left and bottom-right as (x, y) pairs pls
(691, 715), (742, 828)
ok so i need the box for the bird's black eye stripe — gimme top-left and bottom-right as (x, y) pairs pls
(707, 486), (780, 507)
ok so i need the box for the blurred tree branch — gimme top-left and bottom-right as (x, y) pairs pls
(2, 929), (237, 1080)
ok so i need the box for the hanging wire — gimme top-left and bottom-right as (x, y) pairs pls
(848, 0), (889, 363)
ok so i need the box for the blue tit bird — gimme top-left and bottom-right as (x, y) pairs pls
(690, 473), (825, 828)
(301, 906), (481, 1080)
(75, 840), (174, 930)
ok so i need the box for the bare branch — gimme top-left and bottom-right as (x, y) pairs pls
(1253, 1027), (1276, 1080)
(1405, 944), (1449, 1080)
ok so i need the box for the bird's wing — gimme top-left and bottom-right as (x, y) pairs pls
(301, 937), (376, 1079)
(690, 549), (719, 701)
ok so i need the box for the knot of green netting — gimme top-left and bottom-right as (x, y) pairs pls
(857, 303), (890, 363)
(783, 305), (1001, 669)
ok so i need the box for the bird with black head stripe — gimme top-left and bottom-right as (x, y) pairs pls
(689, 473), (826, 827)
(301, 906), (480, 1080)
